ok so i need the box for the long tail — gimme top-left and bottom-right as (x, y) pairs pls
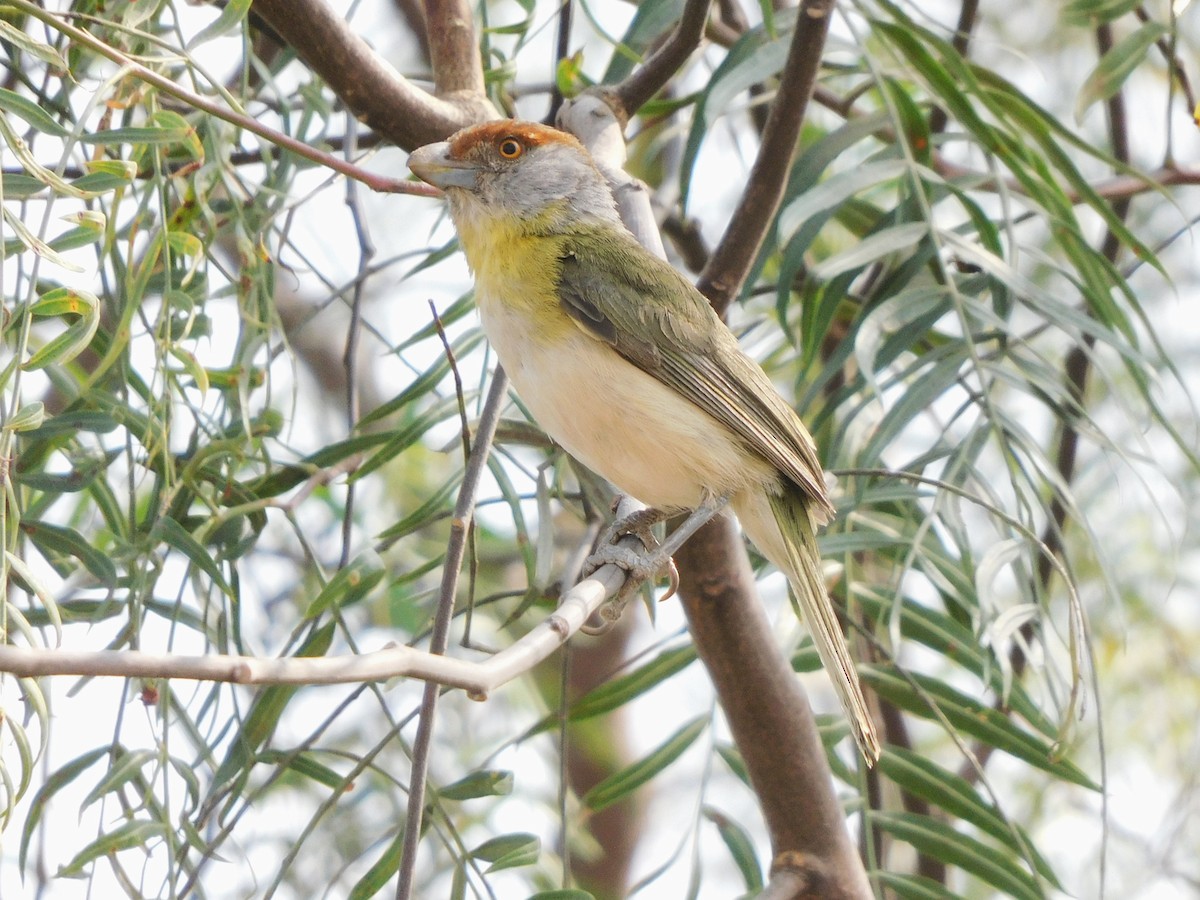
(736, 487), (882, 764)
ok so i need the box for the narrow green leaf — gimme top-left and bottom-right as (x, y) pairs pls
(187, 0), (252, 48)
(304, 552), (385, 617)
(348, 828), (405, 900)
(58, 820), (169, 877)
(6, 401), (45, 432)
(875, 872), (961, 899)
(861, 667), (1097, 789)
(570, 645), (697, 721)
(873, 811), (1045, 900)
(152, 517), (232, 597)
(470, 832), (540, 873)
(258, 750), (349, 791)
(439, 769), (514, 801)
(811, 222), (929, 280)
(80, 749), (156, 810)
(0, 87), (68, 136)
(878, 748), (1061, 887)
(1061, 0), (1142, 26)
(0, 19), (69, 70)
(22, 519), (118, 587)
(583, 717), (707, 812)
(212, 622), (337, 788)
(703, 806), (763, 892)
(1075, 22), (1167, 120)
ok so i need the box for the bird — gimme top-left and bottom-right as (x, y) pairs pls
(408, 120), (881, 763)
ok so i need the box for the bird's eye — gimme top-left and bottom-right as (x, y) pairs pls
(497, 137), (523, 159)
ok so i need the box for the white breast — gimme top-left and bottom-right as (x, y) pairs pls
(478, 297), (774, 510)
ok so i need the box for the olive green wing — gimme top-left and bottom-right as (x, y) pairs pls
(557, 235), (834, 520)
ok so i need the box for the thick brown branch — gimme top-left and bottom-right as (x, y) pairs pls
(697, 0), (834, 316)
(612, 0), (713, 121)
(423, 0), (486, 96)
(251, 0), (496, 150)
(675, 516), (872, 897)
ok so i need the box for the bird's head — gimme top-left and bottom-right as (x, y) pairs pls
(408, 121), (623, 239)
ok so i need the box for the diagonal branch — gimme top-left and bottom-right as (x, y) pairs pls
(251, 0), (497, 149)
(697, 0), (834, 317)
(611, 0), (713, 121)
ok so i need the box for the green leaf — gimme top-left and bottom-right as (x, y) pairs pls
(211, 622), (337, 788)
(187, 0), (252, 48)
(439, 769), (514, 801)
(348, 828), (405, 900)
(304, 552), (385, 617)
(570, 645), (697, 721)
(151, 517), (232, 598)
(257, 750), (348, 791)
(58, 820), (169, 877)
(0, 86), (68, 136)
(80, 749), (157, 810)
(811, 222), (929, 280)
(703, 806), (763, 892)
(874, 872), (962, 900)
(22, 288), (100, 368)
(1061, 0), (1143, 27)
(861, 667), (1097, 789)
(583, 717), (707, 812)
(1075, 22), (1167, 121)
(470, 832), (540, 873)
(877, 748), (1061, 887)
(872, 811), (1045, 900)
(0, 18), (69, 70)
(21, 519), (118, 587)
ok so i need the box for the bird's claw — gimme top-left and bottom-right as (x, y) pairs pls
(580, 506), (680, 634)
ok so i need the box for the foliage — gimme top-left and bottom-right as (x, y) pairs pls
(1, 0), (1196, 897)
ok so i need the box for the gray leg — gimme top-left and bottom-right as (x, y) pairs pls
(581, 494), (730, 634)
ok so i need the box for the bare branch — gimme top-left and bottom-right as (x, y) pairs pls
(697, 0), (834, 316)
(675, 516), (873, 897)
(251, 0), (497, 149)
(423, 0), (487, 96)
(0, 567), (624, 691)
(612, 0), (713, 121)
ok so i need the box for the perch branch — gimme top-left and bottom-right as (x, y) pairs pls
(697, 0), (834, 316)
(612, 0), (713, 120)
(251, 0), (497, 148)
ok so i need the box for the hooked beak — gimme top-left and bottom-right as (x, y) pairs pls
(408, 142), (478, 191)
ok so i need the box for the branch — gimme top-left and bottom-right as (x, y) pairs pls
(611, 0), (713, 121)
(697, 0), (834, 316)
(675, 517), (872, 898)
(424, 0), (487, 96)
(0, 567), (623, 690)
(251, 0), (497, 149)
(8, 1), (436, 195)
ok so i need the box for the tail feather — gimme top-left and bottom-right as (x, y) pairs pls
(737, 488), (881, 764)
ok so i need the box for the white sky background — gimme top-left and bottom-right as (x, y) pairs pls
(1, 0), (1199, 898)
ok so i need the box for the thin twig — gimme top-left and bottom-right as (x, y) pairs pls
(696, 0), (834, 316)
(394, 369), (507, 900)
(612, 0), (712, 120)
(545, 0), (574, 125)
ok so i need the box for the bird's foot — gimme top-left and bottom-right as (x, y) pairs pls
(580, 494), (731, 635)
(581, 507), (679, 635)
